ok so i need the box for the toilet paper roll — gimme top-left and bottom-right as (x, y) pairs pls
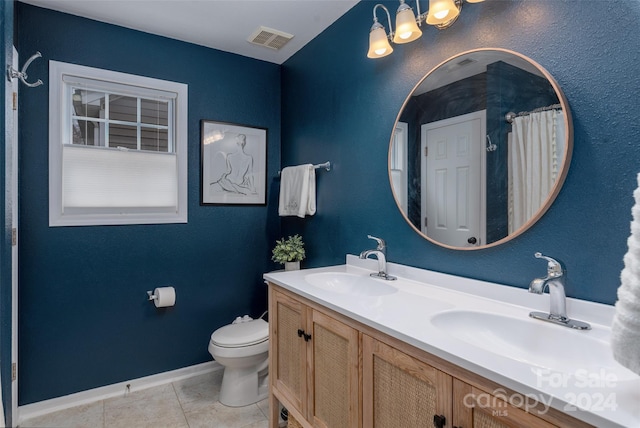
(153, 286), (176, 308)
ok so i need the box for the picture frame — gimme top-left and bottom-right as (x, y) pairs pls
(200, 120), (267, 205)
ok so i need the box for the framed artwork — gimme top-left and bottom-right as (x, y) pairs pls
(200, 120), (267, 205)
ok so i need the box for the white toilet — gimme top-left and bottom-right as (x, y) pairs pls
(208, 317), (269, 407)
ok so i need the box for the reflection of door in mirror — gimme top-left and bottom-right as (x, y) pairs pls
(390, 122), (408, 213)
(421, 111), (486, 247)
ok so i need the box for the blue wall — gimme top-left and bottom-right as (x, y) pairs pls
(17, 3), (281, 404)
(281, 1), (640, 305)
(12, 0), (640, 407)
(1, 1), (14, 423)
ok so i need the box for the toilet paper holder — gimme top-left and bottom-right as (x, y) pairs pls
(146, 286), (176, 308)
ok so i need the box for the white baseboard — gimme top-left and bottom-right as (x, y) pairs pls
(18, 361), (222, 424)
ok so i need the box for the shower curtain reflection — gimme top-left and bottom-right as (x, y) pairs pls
(508, 109), (565, 233)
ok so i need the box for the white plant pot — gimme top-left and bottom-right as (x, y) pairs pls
(284, 261), (300, 271)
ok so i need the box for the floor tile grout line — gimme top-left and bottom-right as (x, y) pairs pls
(170, 381), (191, 428)
(257, 401), (268, 420)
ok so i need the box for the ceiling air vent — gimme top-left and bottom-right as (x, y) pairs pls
(248, 26), (294, 51)
(456, 58), (477, 68)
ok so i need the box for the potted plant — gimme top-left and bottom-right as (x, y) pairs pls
(272, 234), (305, 271)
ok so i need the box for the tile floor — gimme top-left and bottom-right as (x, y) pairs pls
(19, 370), (274, 428)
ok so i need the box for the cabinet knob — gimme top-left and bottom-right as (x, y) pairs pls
(433, 414), (446, 428)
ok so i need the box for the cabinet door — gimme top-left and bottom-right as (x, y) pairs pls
(308, 310), (360, 428)
(453, 379), (557, 428)
(270, 289), (309, 416)
(362, 335), (452, 428)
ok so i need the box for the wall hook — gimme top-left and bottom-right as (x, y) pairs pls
(7, 51), (43, 88)
(485, 135), (497, 152)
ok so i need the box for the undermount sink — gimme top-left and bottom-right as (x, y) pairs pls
(430, 310), (637, 381)
(304, 272), (397, 297)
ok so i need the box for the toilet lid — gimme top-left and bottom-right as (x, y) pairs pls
(211, 318), (269, 348)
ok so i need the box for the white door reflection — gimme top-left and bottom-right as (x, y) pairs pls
(421, 111), (486, 247)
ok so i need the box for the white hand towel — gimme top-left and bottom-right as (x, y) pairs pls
(611, 173), (640, 376)
(278, 164), (316, 218)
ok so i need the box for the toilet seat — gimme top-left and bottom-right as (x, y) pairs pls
(211, 318), (268, 348)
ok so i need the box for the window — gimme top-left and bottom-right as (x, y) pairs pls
(390, 122), (408, 213)
(49, 61), (188, 226)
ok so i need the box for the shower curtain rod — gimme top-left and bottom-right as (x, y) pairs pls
(505, 103), (562, 123)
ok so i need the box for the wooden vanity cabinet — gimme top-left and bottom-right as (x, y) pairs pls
(362, 334), (562, 428)
(452, 380), (556, 428)
(269, 289), (307, 419)
(268, 284), (592, 428)
(269, 287), (359, 428)
(362, 334), (452, 428)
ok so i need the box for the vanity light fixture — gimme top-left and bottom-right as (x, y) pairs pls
(367, 0), (484, 59)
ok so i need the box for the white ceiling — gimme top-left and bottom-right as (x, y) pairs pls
(19, 0), (359, 64)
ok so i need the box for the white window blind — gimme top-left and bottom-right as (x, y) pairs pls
(62, 145), (177, 208)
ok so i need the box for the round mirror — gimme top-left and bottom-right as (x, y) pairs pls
(389, 48), (572, 250)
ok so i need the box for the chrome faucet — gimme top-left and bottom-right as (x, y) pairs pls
(528, 252), (590, 330)
(359, 235), (396, 280)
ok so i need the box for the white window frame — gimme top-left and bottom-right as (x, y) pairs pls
(49, 61), (188, 226)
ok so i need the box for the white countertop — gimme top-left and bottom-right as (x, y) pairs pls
(264, 255), (640, 428)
